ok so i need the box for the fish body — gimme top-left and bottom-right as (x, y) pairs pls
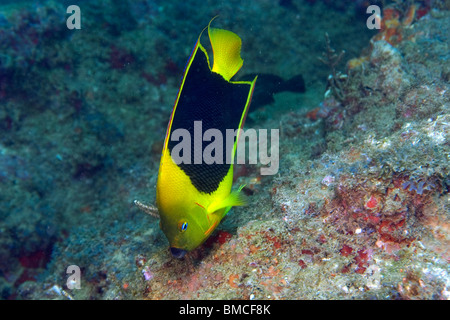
(155, 21), (256, 258)
(238, 73), (305, 109)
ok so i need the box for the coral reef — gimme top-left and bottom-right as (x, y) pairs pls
(0, 0), (448, 300)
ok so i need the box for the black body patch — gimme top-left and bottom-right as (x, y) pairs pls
(167, 46), (252, 194)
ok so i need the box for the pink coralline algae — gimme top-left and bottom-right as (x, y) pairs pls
(321, 175), (335, 186)
(142, 266), (154, 281)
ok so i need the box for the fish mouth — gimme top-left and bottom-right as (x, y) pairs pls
(170, 247), (187, 259)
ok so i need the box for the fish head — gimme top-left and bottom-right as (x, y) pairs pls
(159, 203), (219, 258)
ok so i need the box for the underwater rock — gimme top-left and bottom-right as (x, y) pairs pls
(2, 0), (449, 301)
(369, 40), (410, 102)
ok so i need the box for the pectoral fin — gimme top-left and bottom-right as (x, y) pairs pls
(207, 185), (247, 216)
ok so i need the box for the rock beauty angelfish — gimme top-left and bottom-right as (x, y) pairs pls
(135, 19), (257, 258)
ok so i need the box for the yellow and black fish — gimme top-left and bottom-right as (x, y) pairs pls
(136, 20), (256, 258)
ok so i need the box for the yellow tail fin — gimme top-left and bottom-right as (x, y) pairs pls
(208, 27), (244, 82)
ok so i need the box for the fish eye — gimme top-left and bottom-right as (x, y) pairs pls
(178, 221), (188, 233)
